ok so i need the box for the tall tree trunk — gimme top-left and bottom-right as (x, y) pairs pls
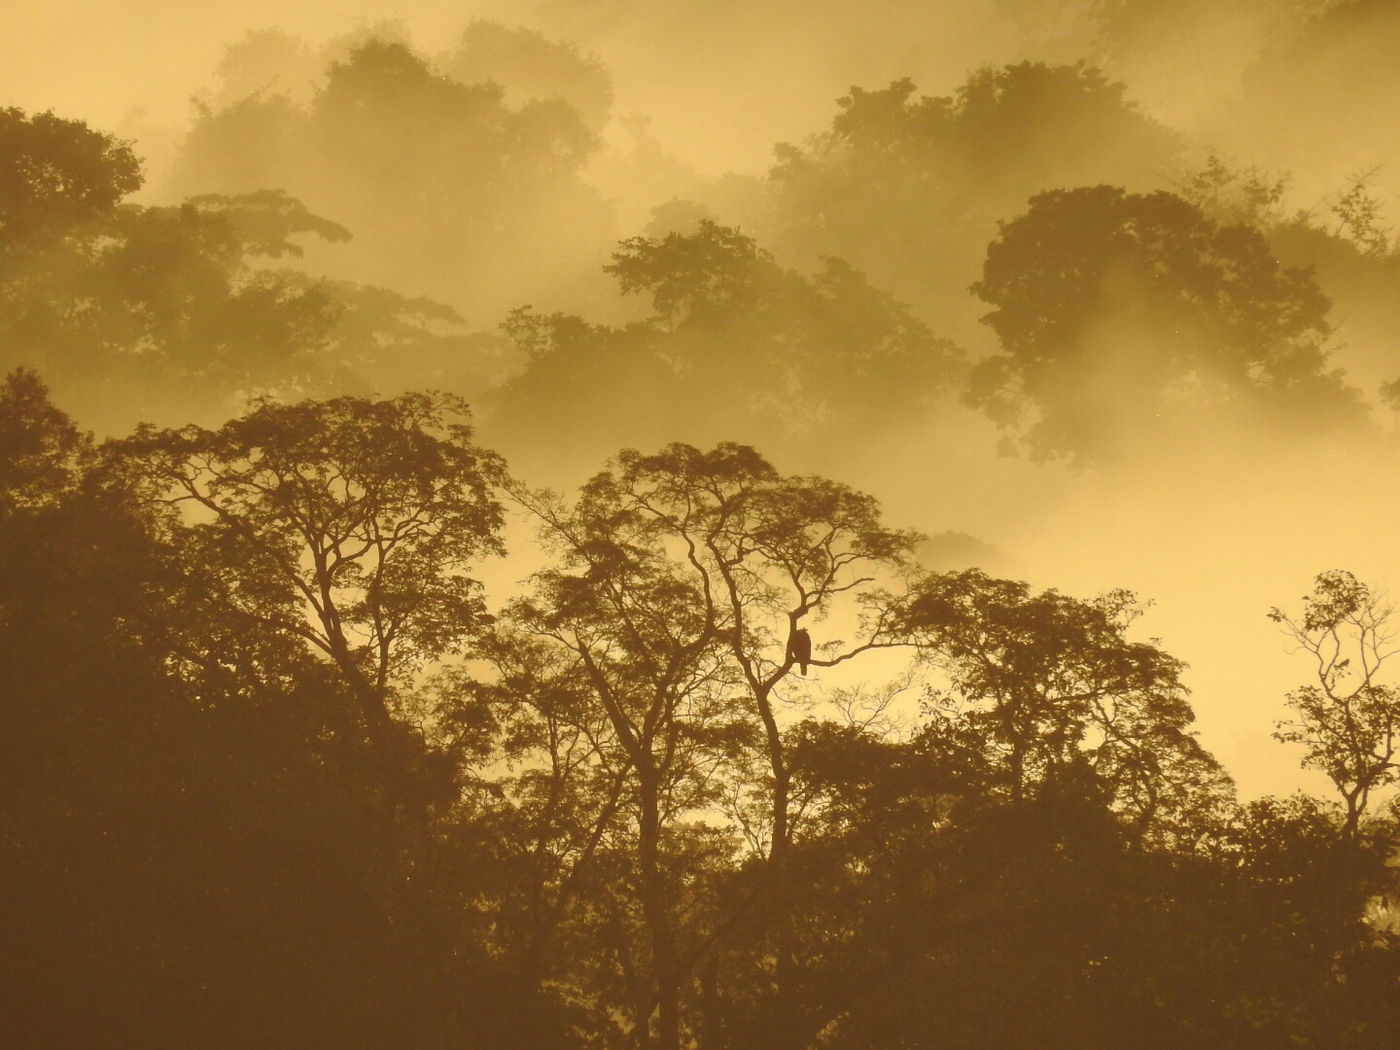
(699, 954), (721, 1050)
(754, 683), (801, 1050)
(757, 684), (790, 863)
(638, 763), (681, 1050)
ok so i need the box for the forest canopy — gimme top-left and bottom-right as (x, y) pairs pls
(5, 5), (1400, 1048)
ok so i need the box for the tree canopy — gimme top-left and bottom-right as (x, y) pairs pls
(0, 107), (142, 248)
(491, 221), (965, 473)
(764, 62), (1180, 337)
(5, 374), (1400, 1047)
(0, 107), (512, 432)
(170, 35), (613, 318)
(968, 185), (1365, 462)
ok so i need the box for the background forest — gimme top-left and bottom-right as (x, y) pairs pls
(5, 1), (1400, 1047)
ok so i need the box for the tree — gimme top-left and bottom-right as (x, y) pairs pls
(0, 122), (487, 432)
(506, 442), (920, 1050)
(1216, 792), (1400, 1047)
(1270, 569), (1400, 837)
(0, 376), (506, 1050)
(608, 221), (966, 427)
(764, 63), (1179, 338)
(437, 20), (614, 134)
(435, 622), (636, 1041)
(170, 35), (613, 319)
(506, 469), (741, 1050)
(604, 443), (920, 860)
(490, 222), (964, 474)
(968, 185), (1364, 463)
(0, 366), (91, 511)
(1175, 155), (1400, 424)
(0, 107), (141, 250)
(116, 391), (505, 756)
(901, 568), (1231, 841)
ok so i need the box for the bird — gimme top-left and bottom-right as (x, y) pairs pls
(788, 627), (812, 676)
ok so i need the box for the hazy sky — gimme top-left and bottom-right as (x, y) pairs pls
(0, 0), (1272, 183)
(1, 0), (1083, 174)
(3, 0), (1389, 805)
(1, 2), (475, 126)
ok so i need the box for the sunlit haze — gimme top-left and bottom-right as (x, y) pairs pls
(8, 3), (1400, 1046)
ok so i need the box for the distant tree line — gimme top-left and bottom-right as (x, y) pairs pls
(6, 96), (1388, 473)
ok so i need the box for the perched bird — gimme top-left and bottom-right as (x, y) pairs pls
(788, 627), (812, 675)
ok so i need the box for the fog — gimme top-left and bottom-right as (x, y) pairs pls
(5, 0), (1396, 806)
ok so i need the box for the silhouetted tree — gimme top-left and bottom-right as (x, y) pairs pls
(1176, 154), (1400, 416)
(0, 113), (493, 430)
(595, 443), (923, 1047)
(0, 375), (505, 1050)
(427, 622), (645, 1050)
(506, 470), (741, 1050)
(115, 391), (505, 758)
(1217, 793), (1400, 1048)
(1270, 570), (1400, 838)
(902, 569), (1232, 841)
(495, 441), (921, 1048)
(0, 366), (91, 509)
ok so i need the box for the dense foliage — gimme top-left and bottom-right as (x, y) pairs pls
(4, 373), (1398, 1049)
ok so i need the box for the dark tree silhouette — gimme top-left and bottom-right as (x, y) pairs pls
(115, 392), (505, 755)
(505, 471), (739, 1050)
(0, 374), (518, 1050)
(903, 569), (1232, 839)
(1271, 570), (1400, 838)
